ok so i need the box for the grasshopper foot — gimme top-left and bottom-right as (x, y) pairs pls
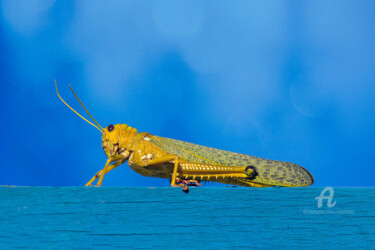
(182, 185), (189, 194)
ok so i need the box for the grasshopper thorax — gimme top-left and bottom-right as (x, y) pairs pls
(101, 124), (138, 157)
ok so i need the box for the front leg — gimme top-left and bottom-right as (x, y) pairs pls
(147, 154), (179, 187)
(86, 152), (129, 187)
(85, 158), (126, 186)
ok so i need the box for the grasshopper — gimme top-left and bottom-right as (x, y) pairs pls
(55, 81), (314, 193)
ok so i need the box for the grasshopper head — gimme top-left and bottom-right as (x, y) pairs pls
(102, 124), (122, 157)
(102, 124), (137, 157)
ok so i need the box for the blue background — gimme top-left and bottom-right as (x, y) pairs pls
(1, 1), (374, 187)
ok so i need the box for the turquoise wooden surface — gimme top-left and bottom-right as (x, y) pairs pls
(0, 187), (374, 249)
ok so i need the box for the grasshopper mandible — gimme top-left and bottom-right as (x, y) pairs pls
(55, 81), (314, 193)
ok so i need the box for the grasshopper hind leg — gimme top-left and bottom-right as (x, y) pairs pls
(182, 185), (189, 194)
(173, 177), (201, 194)
(245, 166), (258, 179)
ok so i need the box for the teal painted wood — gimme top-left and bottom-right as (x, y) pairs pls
(0, 187), (374, 249)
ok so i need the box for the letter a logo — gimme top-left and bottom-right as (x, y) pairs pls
(315, 187), (336, 208)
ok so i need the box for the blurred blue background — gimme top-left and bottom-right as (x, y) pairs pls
(1, 1), (374, 187)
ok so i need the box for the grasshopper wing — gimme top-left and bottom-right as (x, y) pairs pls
(149, 136), (314, 187)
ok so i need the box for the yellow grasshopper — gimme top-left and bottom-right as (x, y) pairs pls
(55, 81), (314, 193)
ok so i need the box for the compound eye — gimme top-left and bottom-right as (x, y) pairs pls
(107, 124), (115, 132)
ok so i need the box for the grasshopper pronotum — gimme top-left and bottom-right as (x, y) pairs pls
(55, 81), (314, 193)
